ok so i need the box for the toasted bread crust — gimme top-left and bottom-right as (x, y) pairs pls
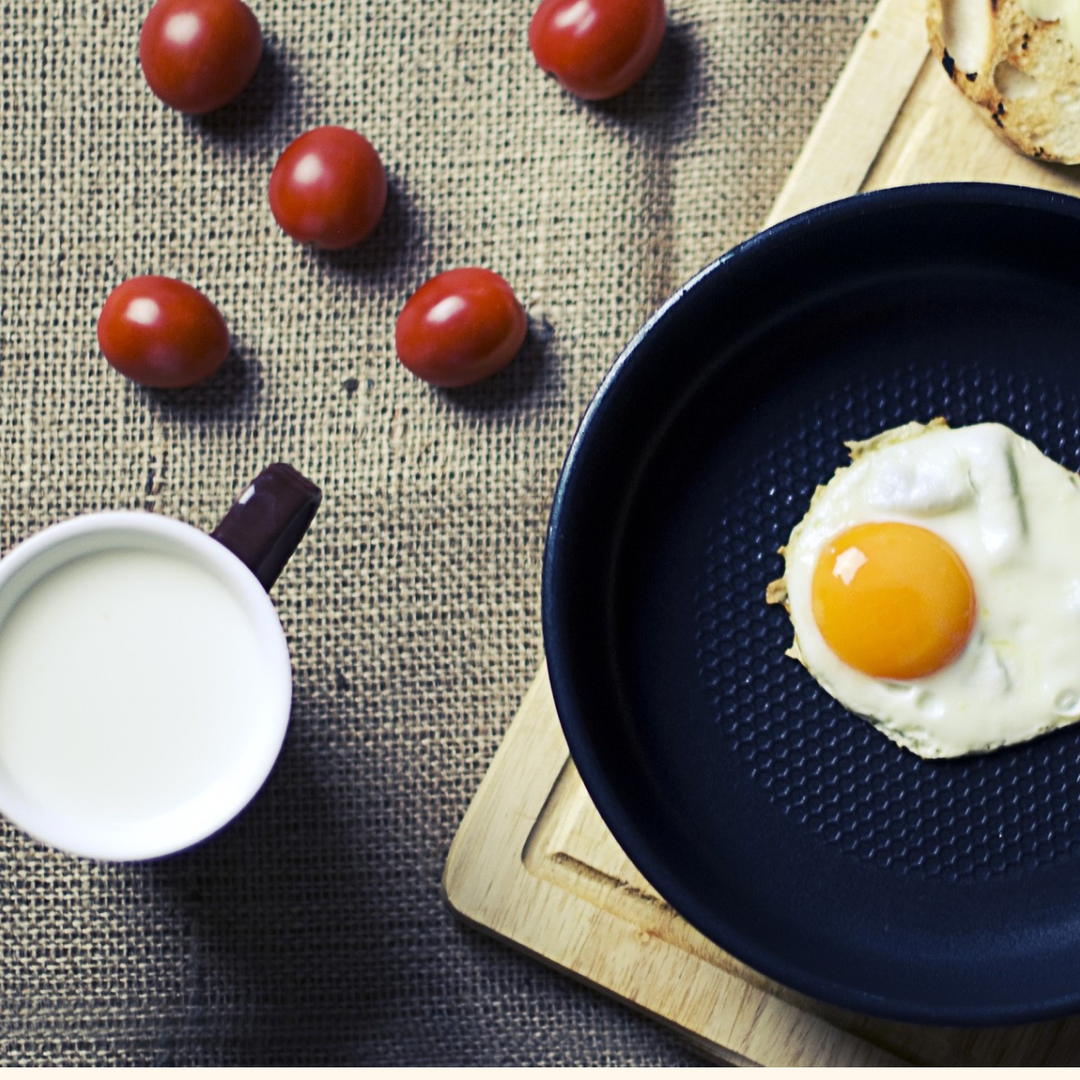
(928, 0), (1080, 163)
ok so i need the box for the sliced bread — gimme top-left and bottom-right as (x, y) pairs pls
(928, 0), (1080, 163)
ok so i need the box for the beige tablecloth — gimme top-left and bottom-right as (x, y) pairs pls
(1, 0), (875, 1064)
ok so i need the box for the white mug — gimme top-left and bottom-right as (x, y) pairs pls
(0, 464), (321, 861)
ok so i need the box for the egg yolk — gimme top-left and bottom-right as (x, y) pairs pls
(810, 522), (976, 680)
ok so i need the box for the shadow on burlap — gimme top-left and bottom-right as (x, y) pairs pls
(0, 0), (874, 1064)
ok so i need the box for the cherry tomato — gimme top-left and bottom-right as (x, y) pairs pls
(139, 0), (262, 115)
(395, 269), (527, 388)
(97, 276), (230, 389)
(528, 0), (666, 101)
(268, 127), (387, 251)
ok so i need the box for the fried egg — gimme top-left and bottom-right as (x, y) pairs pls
(768, 419), (1080, 758)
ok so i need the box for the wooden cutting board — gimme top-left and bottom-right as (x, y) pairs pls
(442, 0), (1080, 1065)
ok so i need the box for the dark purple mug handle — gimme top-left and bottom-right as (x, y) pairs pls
(211, 463), (322, 592)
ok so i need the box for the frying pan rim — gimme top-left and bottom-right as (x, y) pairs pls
(541, 181), (1080, 1026)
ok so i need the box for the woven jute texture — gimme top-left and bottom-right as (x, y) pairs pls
(1, 0), (875, 1065)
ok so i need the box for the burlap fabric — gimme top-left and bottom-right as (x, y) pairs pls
(1, 0), (875, 1065)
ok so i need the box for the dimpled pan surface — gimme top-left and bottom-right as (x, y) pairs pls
(543, 183), (1080, 1025)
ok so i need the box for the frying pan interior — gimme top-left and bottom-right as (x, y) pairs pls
(543, 183), (1080, 1024)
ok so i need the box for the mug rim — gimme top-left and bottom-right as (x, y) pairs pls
(0, 510), (293, 861)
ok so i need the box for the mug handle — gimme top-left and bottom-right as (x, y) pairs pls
(211, 463), (322, 591)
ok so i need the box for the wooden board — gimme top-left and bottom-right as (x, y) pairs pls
(442, 0), (1080, 1065)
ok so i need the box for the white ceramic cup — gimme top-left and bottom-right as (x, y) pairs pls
(0, 464), (321, 861)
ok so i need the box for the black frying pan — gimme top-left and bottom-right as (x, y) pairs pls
(542, 183), (1080, 1025)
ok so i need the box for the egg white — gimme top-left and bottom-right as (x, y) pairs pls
(771, 420), (1080, 758)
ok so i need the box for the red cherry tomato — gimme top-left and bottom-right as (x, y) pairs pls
(268, 127), (387, 251)
(528, 0), (666, 100)
(395, 269), (527, 388)
(139, 0), (262, 114)
(97, 276), (230, 389)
